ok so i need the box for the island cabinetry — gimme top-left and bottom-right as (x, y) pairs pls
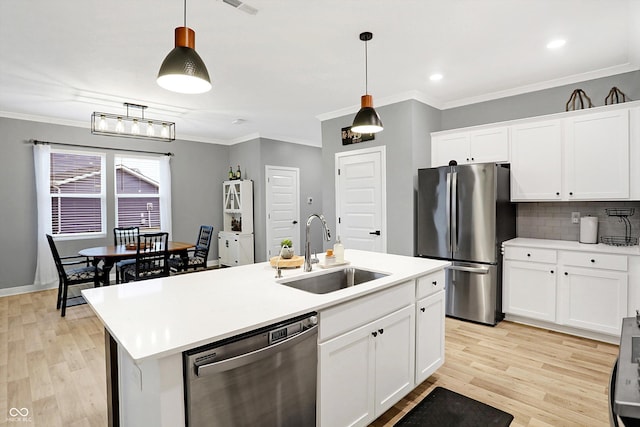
(503, 247), (557, 322)
(318, 282), (415, 427)
(557, 251), (628, 336)
(415, 270), (445, 384)
(431, 126), (509, 167)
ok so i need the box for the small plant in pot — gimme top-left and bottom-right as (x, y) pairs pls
(280, 239), (294, 259)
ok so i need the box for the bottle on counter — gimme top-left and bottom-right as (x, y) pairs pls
(228, 166), (234, 180)
(333, 236), (344, 263)
(236, 165), (242, 180)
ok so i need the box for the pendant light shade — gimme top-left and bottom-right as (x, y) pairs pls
(157, 2), (211, 94)
(352, 32), (383, 134)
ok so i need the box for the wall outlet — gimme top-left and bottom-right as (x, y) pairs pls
(571, 212), (580, 224)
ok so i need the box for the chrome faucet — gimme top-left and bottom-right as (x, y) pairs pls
(304, 214), (331, 272)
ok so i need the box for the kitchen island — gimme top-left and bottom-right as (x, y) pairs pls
(82, 249), (449, 426)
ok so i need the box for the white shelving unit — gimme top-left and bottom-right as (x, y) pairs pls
(219, 180), (254, 266)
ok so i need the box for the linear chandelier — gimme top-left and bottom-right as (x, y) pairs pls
(91, 102), (176, 142)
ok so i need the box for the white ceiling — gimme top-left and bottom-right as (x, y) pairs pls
(1, 0), (638, 147)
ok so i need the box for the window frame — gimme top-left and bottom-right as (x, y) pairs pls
(50, 148), (107, 241)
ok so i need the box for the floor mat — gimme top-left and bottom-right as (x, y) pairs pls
(395, 387), (514, 427)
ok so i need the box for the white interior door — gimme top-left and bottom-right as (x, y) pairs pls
(265, 166), (300, 259)
(336, 146), (386, 253)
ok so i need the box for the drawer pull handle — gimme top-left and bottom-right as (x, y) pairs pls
(378, 328), (384, 335)
(372, 331), (378, 337)
(591, 259), (595, 263)
(420, 307), (426, 312)
(564, 272), (568, 276)
(550, 270), (554, 274)
(527, 253), (531, 257)
(432, 281), (437, 286)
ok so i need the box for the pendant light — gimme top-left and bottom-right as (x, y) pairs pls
(157, 0), (212, 94)
(351, 31), (383, 134)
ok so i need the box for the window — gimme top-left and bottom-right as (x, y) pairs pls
(50, 150), (106, 236)
(114, 155), (162, 231)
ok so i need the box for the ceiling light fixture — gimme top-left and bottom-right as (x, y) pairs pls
(351, 31), (383, 134)
(546, 39), (566, 49)
(157, 0), (212, 94)
(430, 73), (443, 81)
(91, 103), (176, 142)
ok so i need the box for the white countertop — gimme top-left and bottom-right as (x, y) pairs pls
(82, 249), (449, 363)
(503, 237), (640, 256)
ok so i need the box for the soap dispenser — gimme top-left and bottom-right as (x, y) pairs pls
(333, 236), (344, 264)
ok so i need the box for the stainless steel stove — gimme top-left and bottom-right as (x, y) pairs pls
(611, 316), (640, 426)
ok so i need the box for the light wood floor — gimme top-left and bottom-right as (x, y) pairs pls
(0, 289), (619, 426)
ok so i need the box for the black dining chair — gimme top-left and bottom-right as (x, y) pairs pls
(169, 225), (214, 273)
(122, 232), (170, 283)
(47, 234), (102, 317)
(114, 226), (139, 284)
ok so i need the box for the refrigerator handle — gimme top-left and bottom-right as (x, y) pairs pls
(451, 171), (458, 254)
(445, 172), (452, 253)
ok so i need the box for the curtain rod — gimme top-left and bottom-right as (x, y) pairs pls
(31, 139), (174, 156)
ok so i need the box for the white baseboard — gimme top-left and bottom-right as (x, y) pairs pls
(0, 282), (58, 297)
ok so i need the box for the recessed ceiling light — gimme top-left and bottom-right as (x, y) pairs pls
(546, 39), (566, 49)
(232, 118), (246, 125)
(429, 73), (443, 81)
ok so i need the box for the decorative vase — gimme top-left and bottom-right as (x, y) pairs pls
(280, 246), (294, 259)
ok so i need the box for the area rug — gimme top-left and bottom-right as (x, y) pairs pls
(395, 387), (514, 427)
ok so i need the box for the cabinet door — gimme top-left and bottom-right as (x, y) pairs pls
(503, 260), (557, 322)
(510, 120), (563, 201)
(431, 133), (470, 167)
(319, 322), (376, 427)
(558, 267), (627, 335)
(415, 290), (445, 385)
(469, 127), (509, 163)
(374, 305), (415, 416)
(218, 234), (230, 266)
(565, 110), (629, 200)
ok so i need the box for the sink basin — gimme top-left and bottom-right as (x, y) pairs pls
(279, 267), (389, 294)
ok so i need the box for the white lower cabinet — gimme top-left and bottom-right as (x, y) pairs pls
(558, 266), (627, 335)
(503, 260), (557, 322)
(503, 242), (630, 338)
(319, 305), (415, 427)
(415, 290), (445, 384)
(218, 231), (254, 266)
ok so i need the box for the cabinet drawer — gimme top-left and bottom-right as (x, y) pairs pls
(560, 251), (627, 271)
(504, 246), (556, 263)
(319, 281), (414, 342)
(416, 270), (445, 299)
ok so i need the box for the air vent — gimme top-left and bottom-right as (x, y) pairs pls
(222, 0), (258, 15)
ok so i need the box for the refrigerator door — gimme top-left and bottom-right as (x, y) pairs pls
(452, 163), (497, 264)
(417, 166), (451, 259)
(445, 261), (499, 325)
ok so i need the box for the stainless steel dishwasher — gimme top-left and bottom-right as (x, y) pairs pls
(183, 312), (318, 427)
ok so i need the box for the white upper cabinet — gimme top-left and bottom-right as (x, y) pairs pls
(431, 126), (509, 167)
(510, 120), (563, 201)
(564, 109), (629, 200)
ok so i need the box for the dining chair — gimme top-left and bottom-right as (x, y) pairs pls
(46, 234), (102, 317)
(169, 225), (214, 273)
(122, 232), (170, 283)
(114, 226), (139, 284)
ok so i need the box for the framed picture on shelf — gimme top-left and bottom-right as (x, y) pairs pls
(341, 126), (375, 145)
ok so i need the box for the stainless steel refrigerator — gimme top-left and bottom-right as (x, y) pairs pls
(417, 163), (515, 325)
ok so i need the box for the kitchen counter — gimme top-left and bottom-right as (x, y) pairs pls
(503, 237), (640, 256)
(82, 249), (449, 363)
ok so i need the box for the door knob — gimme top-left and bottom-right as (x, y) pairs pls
(369, 230), (381, 236)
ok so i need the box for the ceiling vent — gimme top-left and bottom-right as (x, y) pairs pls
(222, 0), (258, 15)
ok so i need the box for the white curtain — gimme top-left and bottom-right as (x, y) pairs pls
(159, 155), (173, 239)
(33, 144), (57, 286)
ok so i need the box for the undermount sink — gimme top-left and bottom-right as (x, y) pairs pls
(279, 267), (389, 294)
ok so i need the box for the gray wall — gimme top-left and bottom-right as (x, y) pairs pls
(230, 138), (323, 262)
(321, 99), (441, 256)
(0, 117), (321, 290)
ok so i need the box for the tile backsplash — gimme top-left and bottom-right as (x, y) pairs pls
(517, 201), (640, 242)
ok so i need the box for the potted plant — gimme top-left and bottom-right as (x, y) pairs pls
(280, 239), (294, 259)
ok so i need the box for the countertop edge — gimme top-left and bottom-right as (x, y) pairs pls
(503, 237), (640, 256)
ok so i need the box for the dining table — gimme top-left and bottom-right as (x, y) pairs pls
(79, 241), (194, 285)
